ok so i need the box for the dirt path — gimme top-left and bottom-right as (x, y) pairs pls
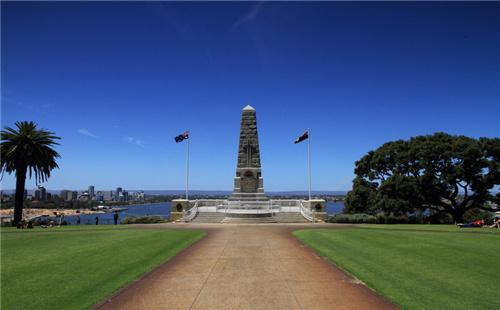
(95, 223), (397, 309)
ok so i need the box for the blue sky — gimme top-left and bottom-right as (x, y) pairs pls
(1, 2), (499, 191)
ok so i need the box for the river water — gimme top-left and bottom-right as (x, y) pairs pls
(58, 201), (345, 225)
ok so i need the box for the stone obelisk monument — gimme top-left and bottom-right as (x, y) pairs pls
(230, 105), (268, 201)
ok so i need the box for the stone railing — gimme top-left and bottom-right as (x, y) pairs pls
(180, 198), (317, 222)
(222, 200), (273, 209)
(299, 200), (315, 222)
(182, 200), (199, 222)
(269, 199), (300, 207)
(217, 200), (280, 214)
(269, 199), (301, 212)
(196, 199), (227, 207)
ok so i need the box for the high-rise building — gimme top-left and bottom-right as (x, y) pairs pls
(34, 186), (47, 201)
(115, 187), (122, 200)
(116, 187), (123, 201)
(42, 187), (47, 201)
(88, 185), (95, 200)
(96, 191), (104, 201)
(34, 187), (40, 201)
(60, 190), (71, 201)
(102, 191), (113, 201)
(71, 191), (78, 201)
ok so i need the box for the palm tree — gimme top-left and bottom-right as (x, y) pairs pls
(1, 121), (60, 226)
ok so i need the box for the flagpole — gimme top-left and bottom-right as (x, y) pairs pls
(186, 130), (190, 201)
(308, 128), (312, 202)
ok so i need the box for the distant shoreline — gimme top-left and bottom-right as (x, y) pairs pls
(0, 208), (103, 220)
(1, 190), (350, 196)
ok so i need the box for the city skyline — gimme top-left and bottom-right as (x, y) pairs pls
(0, 184), (147, 203)
(2, 2), (499, 191)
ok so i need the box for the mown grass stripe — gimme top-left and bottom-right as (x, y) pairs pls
(1, 226), (205, 310)
(294, 225), (500, 310)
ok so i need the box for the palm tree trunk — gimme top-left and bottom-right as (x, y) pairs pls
(13, 165), (27, 226)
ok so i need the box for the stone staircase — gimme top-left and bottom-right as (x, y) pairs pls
(274, 212), (310, 223)
(189, 211), (310, 223)
(190, 212), (225, 223)
(221, 216), (277, 224)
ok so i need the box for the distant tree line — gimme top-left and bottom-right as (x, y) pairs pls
(344, 132), (499, 223)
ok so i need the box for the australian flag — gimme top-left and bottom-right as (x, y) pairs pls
(294, 131), (309, 144)
(174, 131), (190, 143)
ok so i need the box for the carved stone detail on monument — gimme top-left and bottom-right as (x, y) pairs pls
(241, 170), (258, 193)
(237, 107), (261, 168)
(230, 105), (268, 201)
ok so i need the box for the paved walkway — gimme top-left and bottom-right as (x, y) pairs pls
(95, 224), (397, 310)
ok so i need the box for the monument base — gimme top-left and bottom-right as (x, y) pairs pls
(314, 212), (327, 222)
(177, 198), (326, 223)
(170, 199), (191, 222)
(228, 192), (269, 201)
(230, 167), (268, 201)
(171, 199), (191, 211)
(170, 212), (183, 222)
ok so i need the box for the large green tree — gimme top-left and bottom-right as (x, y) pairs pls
(345, 133), (499, 222)
(1, 121), (60, 225)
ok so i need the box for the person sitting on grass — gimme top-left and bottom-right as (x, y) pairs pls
(458, 219), (484, 228)
(490, 218), (500, 229)
(16, 219), (27, 229)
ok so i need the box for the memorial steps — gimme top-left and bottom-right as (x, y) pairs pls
(220, 213), (309, 223)
(221, 216), (277, 224)
(188, 209), (311, 224)
(190, 212), (225, 223)
(274, 212), (311, 223)
(174, 199), (326, 223)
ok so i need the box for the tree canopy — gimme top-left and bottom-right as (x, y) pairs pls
(345, 132), (499, 222)
(1, 121), (60, 225)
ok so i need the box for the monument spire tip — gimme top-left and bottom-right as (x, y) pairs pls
(243, 104), (255, 111)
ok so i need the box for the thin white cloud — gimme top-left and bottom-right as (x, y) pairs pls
(77, 128), (98, 138)
(123, 136), (145, 148)
(233, 2), (265, 28)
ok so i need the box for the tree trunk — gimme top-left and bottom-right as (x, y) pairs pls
(452, 208), (465, 224)
(13, 165), (27, 226)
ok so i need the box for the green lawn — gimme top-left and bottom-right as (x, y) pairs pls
(294, 225), (500, 310)
(1, 225), (205, 310)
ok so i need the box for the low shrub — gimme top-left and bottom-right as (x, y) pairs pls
(408, 215), (422, 224)
(328, 213), (377, 224)
(121, 216), (165, 224)
(384, 215), (410, 224)
(428, 212), (454, 224)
